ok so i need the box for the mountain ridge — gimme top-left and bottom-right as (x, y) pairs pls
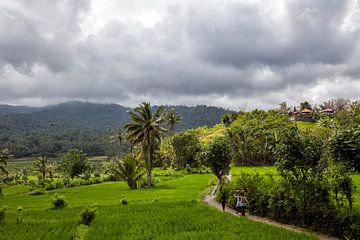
(0, 101), (230, 157)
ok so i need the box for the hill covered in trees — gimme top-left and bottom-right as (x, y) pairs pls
(0, 101), (230, 157)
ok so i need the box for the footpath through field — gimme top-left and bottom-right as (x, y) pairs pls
(204, 188), (337, 240)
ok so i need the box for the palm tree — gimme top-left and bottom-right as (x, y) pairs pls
(46, 161), (57, 181)
(278, 102), (290, 114)
(110, 128), (123, 147)
(108, 154), (145, 189)
(165, 108), (182, 134)
(33, 155), (48, 181)
(110, 128), (124, 157)
(0, 148), (10, 176)
(125, 102), (168, 187)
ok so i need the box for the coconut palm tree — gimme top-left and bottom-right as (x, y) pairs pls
(0, 148), (10, 176)
(110, 128), (124, 157)
(110, 128), (123, 147)
(278, 102), (290, 114)
(125, 102), (168, 187)
(165, 108), (182, 134)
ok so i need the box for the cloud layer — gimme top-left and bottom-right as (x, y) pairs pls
(0, 0), (360, 109)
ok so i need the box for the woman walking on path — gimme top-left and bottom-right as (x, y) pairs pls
(235, 190), (249, 216)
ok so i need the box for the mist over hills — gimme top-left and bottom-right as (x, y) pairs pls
(0, 101), (230, 157)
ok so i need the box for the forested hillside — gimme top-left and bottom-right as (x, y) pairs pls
(0, 102), (230, 157)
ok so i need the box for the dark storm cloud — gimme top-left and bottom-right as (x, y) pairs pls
(188, 1), (355, 68)
(0, 0), (359, 109)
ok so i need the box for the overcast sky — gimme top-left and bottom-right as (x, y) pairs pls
(0, 0), (359, 110)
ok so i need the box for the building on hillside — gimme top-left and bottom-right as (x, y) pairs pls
(289, 108), (314, 122)
(320, 108), (335, 118)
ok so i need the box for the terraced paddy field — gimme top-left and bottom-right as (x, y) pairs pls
(0, 174), (316, 240)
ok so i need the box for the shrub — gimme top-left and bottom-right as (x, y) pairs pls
(52, 194), (67, 209)
(54, 181), (64, 189)
(235, 173), (271, 217)
(0, 206), (7, 223)
(80, 206), (97, 225)
(108, 154), (145, 189)
(120, 195), (128, 206)
(329, 127), (360, 172)
(44, 182), (56, 190)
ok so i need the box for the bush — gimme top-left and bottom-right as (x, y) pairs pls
(120, 195), (129, 206)
(54, 181), (64, 189)
(235, 173), (271, 217)
(44, 182), (56, 190)
(80, 206), (97, 225)
(0, 206), (7, 223)
(52, 194), (67, 209)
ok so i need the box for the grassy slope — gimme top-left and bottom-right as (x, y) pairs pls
(1, 174), (314, 240)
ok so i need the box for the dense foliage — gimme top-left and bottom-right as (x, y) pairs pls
(206, 136), (232, 181)
(171, 131), (202, 168)
(220, 127), (360, 239)
(227, 109), (294, 165)
(330, 127), (360, 172)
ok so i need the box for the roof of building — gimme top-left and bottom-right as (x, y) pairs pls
(321, 108), (334, 112)
(301, 108), (312, 113)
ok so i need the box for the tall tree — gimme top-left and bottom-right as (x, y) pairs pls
(0, 148), (10, 176)
(110, 128), (123, 147)
(125, 102), (168, 187)
(278, 102), (290, 114)
(33, 155), (48, 181)
(110, 128), (124, 157)
(165, 108), (182, 134)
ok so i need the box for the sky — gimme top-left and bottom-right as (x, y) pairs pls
(0, 0), (359, 110)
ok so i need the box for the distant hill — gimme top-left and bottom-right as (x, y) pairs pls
(0, 101), (230, 157)
(0, 104), (40, 115)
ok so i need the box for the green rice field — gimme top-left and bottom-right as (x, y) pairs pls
(0, 173), (316, 240)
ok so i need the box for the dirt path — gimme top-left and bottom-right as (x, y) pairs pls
(204, 193), (338, 240)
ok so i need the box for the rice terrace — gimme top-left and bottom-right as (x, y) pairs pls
(1, 1), (360, 240)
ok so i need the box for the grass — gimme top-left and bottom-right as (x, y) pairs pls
(0, 174), (315, 240)
(7, 156), (109, 171)
(230, 166), (277, 176)
(296, 121), (316, 129)
(196, 124), (226, 144)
